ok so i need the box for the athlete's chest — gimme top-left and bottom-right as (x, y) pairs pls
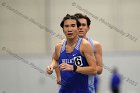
(60, 50), (85, 66)
(65, 44), (75, 53)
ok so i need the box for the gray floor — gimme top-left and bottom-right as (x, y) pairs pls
(0, 52), (140, 93)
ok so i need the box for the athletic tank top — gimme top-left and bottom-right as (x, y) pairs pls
(87, 38), (96, 93)
(58, 37), (89, 92)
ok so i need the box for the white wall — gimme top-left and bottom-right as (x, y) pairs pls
(0, 0), (140, 54)
(0, 0), (50, 54)
(49, 0), (140, 52)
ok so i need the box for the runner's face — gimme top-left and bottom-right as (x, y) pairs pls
(78, 18), (90, 38)
(63, 19), (78, 39)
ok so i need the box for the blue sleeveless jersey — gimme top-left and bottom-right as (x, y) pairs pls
(58, 38), (90, 93)
(87, 38), (96, 93)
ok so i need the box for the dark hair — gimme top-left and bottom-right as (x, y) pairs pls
(74, 13), (91, 27)
(60, 14), (81, 28)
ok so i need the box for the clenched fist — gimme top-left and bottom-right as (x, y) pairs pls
(47, 65), (54, 75)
